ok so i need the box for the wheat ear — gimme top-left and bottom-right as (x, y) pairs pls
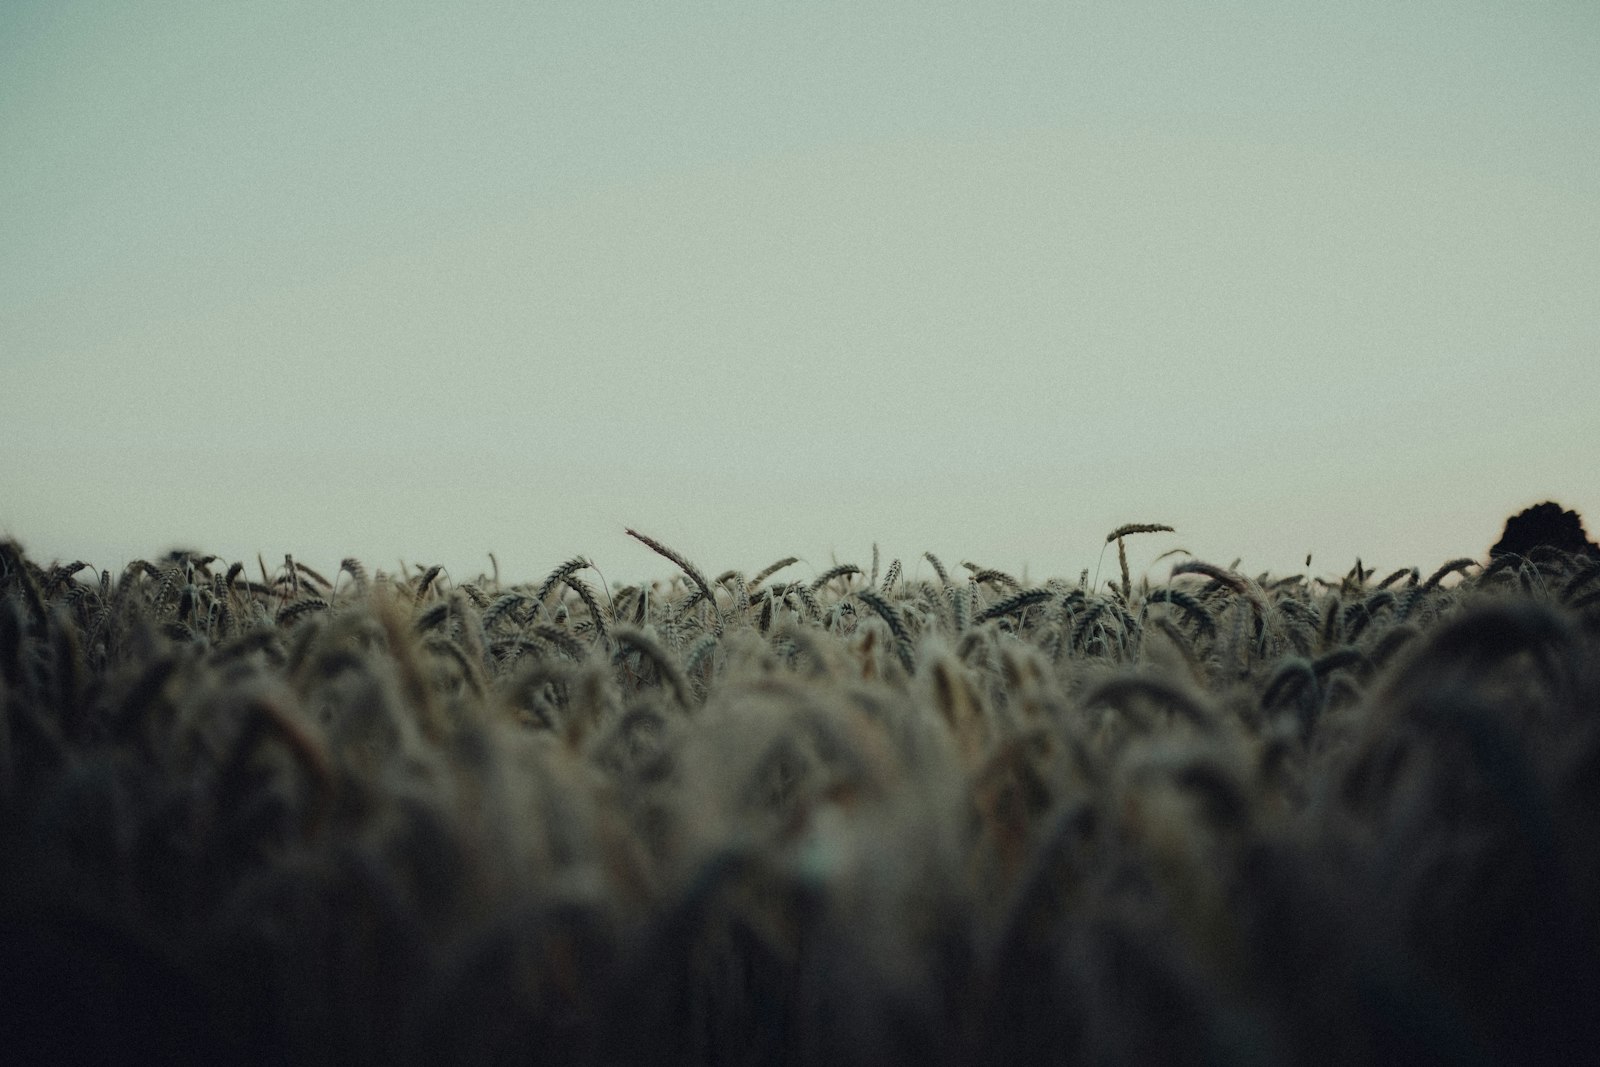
(808, 563), (861, 593)
(749, 556), (799, 592)
(1421, 557), (1477, 592)
(1105, 523), (1175, 542)
(414, 564), (444, 603)
(976, 587), (1056, 624)
(624, 529), (722, 635)
(534, 556), (593, 616)
(856, 588), (915, 674)
(612, 624), (691, 709)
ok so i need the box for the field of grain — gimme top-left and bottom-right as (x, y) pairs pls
(2, 525), (1598, 1065)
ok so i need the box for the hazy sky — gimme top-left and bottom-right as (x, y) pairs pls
(3, 1), (1597, 587)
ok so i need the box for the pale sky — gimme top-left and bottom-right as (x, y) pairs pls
(3, 1), (1597, 588)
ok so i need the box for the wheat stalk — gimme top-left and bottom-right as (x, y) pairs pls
(563, 575), (610, 647)
(531, 623), (588, 663)
(276, 598), (329, 628)
(788, 582), (823, 622)
(414, 564), (444, 603)
(624, 530), (722, 635)
(1376, 567), (1418, 590)
(975, 588), (1055, 624)
(749, 556), (799, 592)
(856, 588), (915, 674)
(963, 565), (1021, 591)
(880, 558), (902, 596)
(1561, 559), (1600, 604)
(611, 624), (691, 709)
(1421, 557), (1477, 592)
(530, 556), (590, 615)
(1105, 523), (1175, 543)
(808, 563), (861, 593)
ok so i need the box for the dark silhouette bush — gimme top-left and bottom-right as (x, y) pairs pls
(1491, 501), (1600, 560)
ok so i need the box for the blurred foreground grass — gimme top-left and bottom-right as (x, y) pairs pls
(2, 535), (1598, 1065)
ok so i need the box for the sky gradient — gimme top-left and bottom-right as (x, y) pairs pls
(3, 1), (1597, 588)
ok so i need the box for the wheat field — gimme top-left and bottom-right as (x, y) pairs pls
(2, 525), (1598, 1065)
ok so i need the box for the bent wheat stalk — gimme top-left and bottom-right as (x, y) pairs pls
(625, 529), (723, 635)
